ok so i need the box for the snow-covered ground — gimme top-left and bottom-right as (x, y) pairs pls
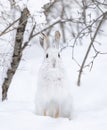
(0, 0), (107, 130)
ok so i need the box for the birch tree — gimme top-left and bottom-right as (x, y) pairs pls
(2, 7), (29, 101)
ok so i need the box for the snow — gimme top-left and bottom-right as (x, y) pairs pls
(0, 101), (107, 130)
(0, 0), (107, 130)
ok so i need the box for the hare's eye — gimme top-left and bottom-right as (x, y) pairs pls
(46, 53), (48, 58)
(58, 53), (60, 58)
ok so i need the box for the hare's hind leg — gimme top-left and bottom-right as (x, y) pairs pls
(44, 109), (47, 116)
(55, 108), (59, 118)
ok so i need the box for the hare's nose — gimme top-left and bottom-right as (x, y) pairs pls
(52, 59), (56, 68)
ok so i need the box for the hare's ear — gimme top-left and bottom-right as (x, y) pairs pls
(55, 31), (61, 49)
(40, 33), (49, 50)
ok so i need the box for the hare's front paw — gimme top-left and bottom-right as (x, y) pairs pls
(43, 108), (59, 118)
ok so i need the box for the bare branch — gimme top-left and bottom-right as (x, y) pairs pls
(0, 18), (20, 37)
(77, 11), (107, 86)
(72, 11), (107, 62)
(32, 18), (83, 39)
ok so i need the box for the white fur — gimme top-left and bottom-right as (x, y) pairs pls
(35, 35), (72, 119)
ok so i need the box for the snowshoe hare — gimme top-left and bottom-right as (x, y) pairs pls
(35, 31), (72, 119)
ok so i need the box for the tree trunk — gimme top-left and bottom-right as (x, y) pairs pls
(2, 8), (29, 101)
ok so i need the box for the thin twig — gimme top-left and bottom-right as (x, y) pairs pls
(77, 11), (107, 86)
(0, 18), (20, 37)
(72, 12), (107, 59)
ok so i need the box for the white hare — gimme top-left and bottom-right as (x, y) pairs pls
(35, 31), (72, 119)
